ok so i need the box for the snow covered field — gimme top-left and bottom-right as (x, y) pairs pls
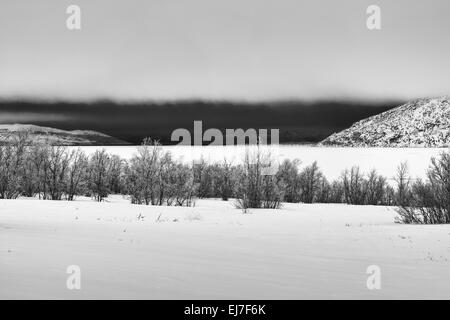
(1, 196), (450, 299)
(77, 146), (446, 182)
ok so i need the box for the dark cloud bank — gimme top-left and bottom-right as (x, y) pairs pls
(0, 100), (402, 145)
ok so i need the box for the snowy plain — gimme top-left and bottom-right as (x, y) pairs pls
(1, 146), (450, 299)
(1, 196), (450, 299)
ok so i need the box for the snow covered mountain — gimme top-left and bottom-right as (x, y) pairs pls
(0, 124), (130, 146)
(320, 97), (450, 147)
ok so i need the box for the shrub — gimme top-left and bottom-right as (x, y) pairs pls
(216, 159), (237, 201)
(125, 139), (163, 205)
(396, 152), (450, 224)
(167, 163), (197, 206)
(125, 139), (196, 206)
(193, 158), (216, 198)
(276, 159), (301, 203)
(235, 146), (283, 210)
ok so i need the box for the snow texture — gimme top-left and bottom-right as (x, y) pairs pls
(1, 196), (449, 299)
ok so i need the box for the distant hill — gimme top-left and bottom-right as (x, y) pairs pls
(0, 124), (130, 146)
(320, 97), (450, 147)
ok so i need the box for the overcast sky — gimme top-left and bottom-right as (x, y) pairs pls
(0, 0), (449, 101)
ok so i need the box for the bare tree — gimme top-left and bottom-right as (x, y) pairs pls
(299, 161), (322, 203)
(88, 149), (111, 202)
(107, 154), (124, 194)
(316, 176), (331, 203)
(66, 149), (88, 201)
(329, 180), (345, 203)
(341, 166), (366, 205)
(29, 143), (51, 199)
(0, 132), (29, 199)
(364, 169), (387, 205)
(394, 162), (411, 206)
(45, 146), (72, 200)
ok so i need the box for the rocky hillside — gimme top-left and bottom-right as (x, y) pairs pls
(0, 124), (130, 146)
(320, 97), (450, 147)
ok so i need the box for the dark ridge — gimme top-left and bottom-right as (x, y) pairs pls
(0, 99), (403, 145)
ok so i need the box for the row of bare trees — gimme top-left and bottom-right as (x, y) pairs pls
(0, 133), (121, 202)
(0, 134), (197, 206)
(0, 135), (284, 209)
(193, 158), (396, 207)
(1, 132), (449, 223)
(192, 148), (450, 224)
(274, 161), (395, 206)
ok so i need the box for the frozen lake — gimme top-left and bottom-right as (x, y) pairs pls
(76, 145), (448, 182)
